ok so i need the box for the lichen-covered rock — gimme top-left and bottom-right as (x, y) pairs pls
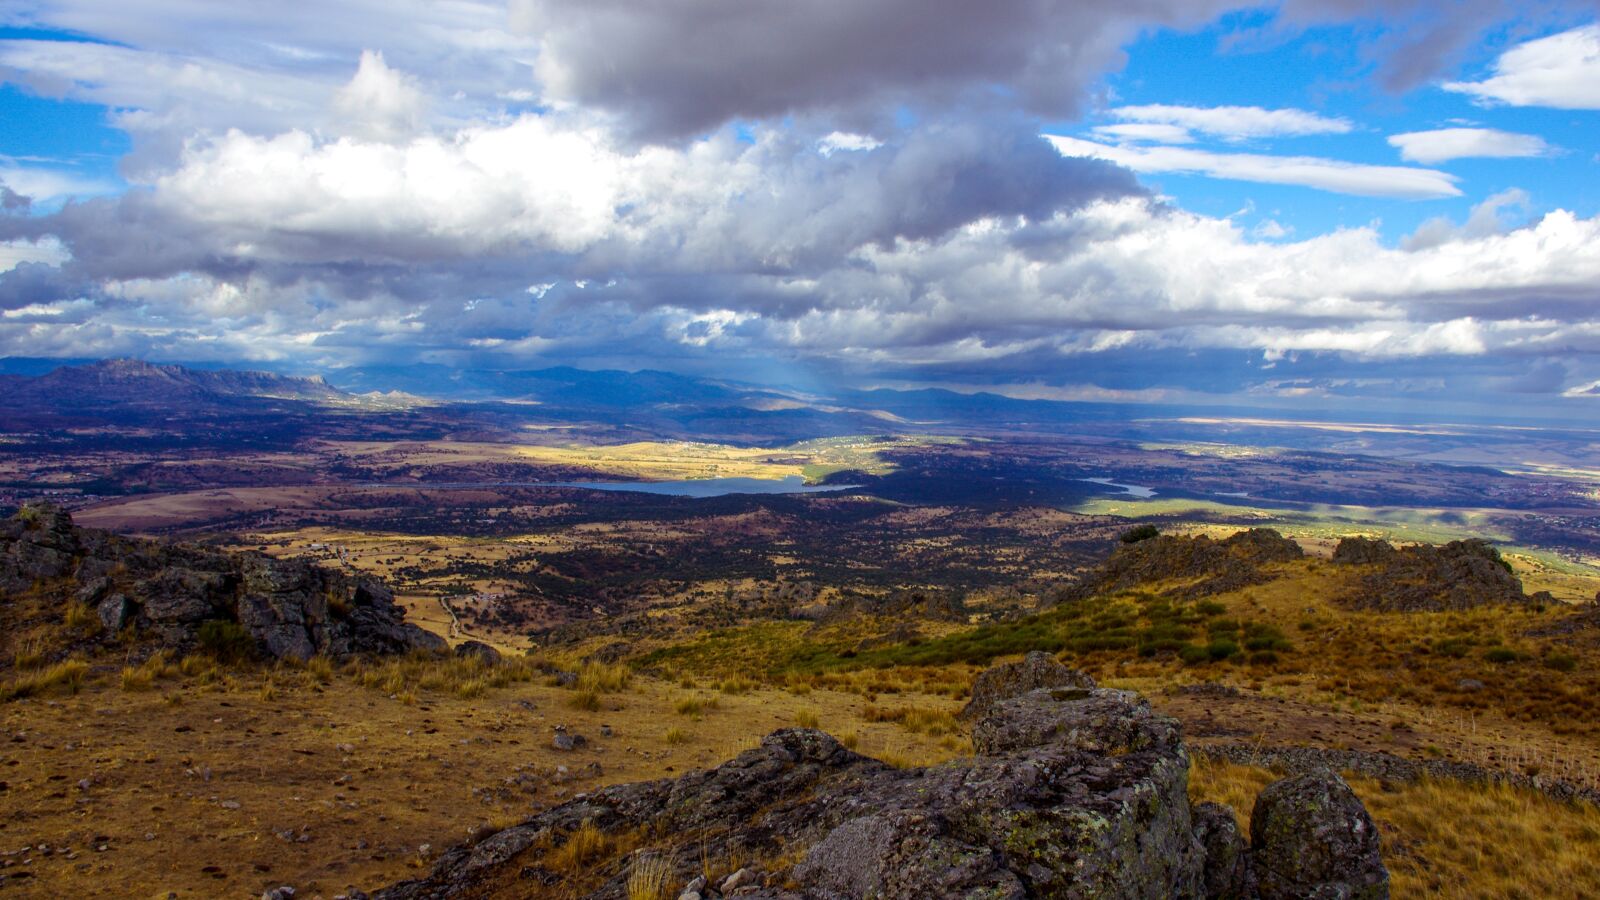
(377, 685), (1209, 899)
(957, 650), (1094, 721)
(1250, 770), (1388, 900)
(374, 665), (1390, 900)
(1192, 801), (1250, 899)
(0, 505), (446, 661)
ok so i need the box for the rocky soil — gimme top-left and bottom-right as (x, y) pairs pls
(1, 505), (444, 661)
(374, 655), (1389, 899)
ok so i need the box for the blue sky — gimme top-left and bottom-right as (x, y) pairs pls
(1057, 13), (1599, 244)
(1, 1), (1599, 422)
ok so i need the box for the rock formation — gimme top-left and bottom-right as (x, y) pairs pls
(1331, 537), (1550, 611)
(1, 505), (445, 661)
(375, 661), (1388, 899)
(1063, 528), (1305, 603)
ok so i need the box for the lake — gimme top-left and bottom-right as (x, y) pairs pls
(548, 475), (862, 498)
(1078, 477), (1158, 499)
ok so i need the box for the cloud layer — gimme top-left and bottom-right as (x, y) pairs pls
(1, 1), (1598, 413)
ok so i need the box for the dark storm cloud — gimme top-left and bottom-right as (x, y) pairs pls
(510, 0), (1236, 140)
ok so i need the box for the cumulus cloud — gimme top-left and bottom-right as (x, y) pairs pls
(1388, 127), (1553, 163)
(1045, 135), (1461, 198)
(1107, 104), (1353, 140)
(332, 51), (428, 141)
(1401, 188), (1530, 250)
(1445, 24), (1600, 109)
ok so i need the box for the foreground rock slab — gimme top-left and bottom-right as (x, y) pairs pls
(375, 662), (1389, 899)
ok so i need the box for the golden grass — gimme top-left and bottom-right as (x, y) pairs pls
(63, 600), (98, 633)
(570, 689), (602, 711)
(577, 660), (633, 693)
(861, 703), (960, 737)
(547, 820), (613, 874)
(1189, 755), (1600, 899)
(664, 726), (689, 745)
(674, 695), (716, 716)
(626, 853), (676, 900)
(0, 658), (89, 702)
(793, 709), (820, 729)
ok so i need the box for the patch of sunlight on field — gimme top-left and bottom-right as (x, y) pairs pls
(1070, 496), (1516, 544)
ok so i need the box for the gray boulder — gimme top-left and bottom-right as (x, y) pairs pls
(373, 665), (1390, 900)
(455, 640), (502, 666)
(1250, 770), (1388, 899)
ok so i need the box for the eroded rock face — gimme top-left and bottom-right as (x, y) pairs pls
(375, 660), (1390, 900)
(1331, 537), (1543, 611)
(1064, 529), (1305, 603)
(1, 505), (445, 661)
(958, 650), (1096, 721)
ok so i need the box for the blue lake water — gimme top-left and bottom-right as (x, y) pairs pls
(549, 475), (861, 498)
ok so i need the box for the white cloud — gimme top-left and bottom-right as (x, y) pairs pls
(1445, 24), (1600, 109)
(0, 162), (119, 202)
(817, 132), (883, 155)
(1253, 219), (1292, 240)
(1107, 104), (1353, 140)
(1089, 123), (1194, 144)
(1562, 379), (1600, 398)
(1045, 134), (1461, 198)
(332, 51), (427, 142)
(1388, 127), (1552, 163)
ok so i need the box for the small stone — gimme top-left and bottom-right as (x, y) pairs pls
(551, 732), (587, 752)
(720, 867), (755, 892)
(1457, 678), (1485, 692)
(260, 887), (296, 900)
(220, 800), (241, 810)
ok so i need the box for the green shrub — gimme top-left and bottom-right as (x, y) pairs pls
(196, 620), (255, 663)
(1119, 524), (1160, 544)
(1544, 652), (1579, 673)
(1178, 644), (1210, 665)
(1483, 647), (1520, 664)
(1206, 638), (1241, 661)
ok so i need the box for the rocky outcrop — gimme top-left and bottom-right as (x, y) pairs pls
(957, 649), (1095, 721)
(1, 505), (445, 661)
(374, 659), (1388, 900)
(1331, 537), (1549, 611)
(1064, 529), (1304, 603)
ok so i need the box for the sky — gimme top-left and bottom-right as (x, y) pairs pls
(1, 1), (1599, 420)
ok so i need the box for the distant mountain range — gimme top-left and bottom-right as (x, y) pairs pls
(0, 358), (352, 408)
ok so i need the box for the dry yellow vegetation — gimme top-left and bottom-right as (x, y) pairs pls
(1190, 754), (1600, 899)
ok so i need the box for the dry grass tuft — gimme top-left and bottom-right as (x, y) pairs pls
(626, 853), (676, 900)
(793, 709), (820, 729)
(0, 658), (89, 702)
(664, 726), (689, 745)
(547, 820), (613, 874)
